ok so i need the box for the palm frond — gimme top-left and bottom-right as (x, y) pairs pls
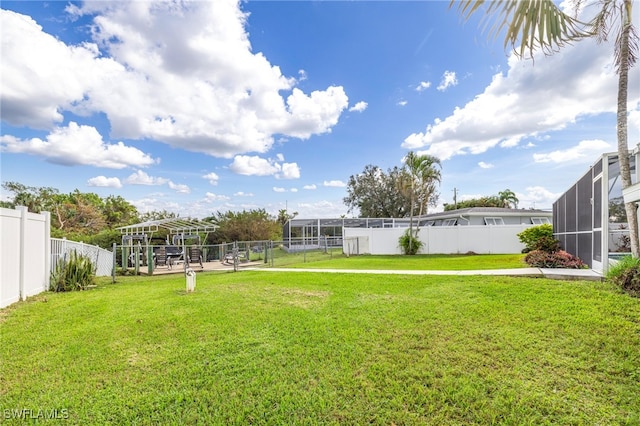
(452, 0), (592, 58)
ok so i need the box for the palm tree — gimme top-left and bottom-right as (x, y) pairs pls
(401, 151), (442, 252)
(452, 0), (639, 257)
(498, 189), (519, 208)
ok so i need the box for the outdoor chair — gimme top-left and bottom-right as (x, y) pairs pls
(222, 250), (248, 265)
(154, 246), (168, 268)
(188, 247), (204, 268)
(165, 246), (184, 270)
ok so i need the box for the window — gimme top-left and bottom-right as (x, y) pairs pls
(531, 217), (550, 224)
(484, 217), (505, 225)
(442, 218), (457, 226)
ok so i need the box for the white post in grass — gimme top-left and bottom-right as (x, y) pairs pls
(186, 268), (196, 293)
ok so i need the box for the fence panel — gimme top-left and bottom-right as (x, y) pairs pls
(344, 225), (530, 255)
(1, 207), (50, 309)
(51, 238), (113, 277)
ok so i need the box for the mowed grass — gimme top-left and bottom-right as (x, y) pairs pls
(1, 271), (639, 425)
(278, 252), (528, 270)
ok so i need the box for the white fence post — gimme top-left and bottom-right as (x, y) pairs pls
(17, 206), (27, 302)
(44, 211), (51, 292)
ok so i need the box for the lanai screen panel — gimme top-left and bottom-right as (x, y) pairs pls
(577, 172), (592, 232)
(553, 165), (595, 268)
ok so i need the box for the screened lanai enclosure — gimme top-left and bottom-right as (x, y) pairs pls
(282, 217), (428, 252)
(553, 147), (639, 273)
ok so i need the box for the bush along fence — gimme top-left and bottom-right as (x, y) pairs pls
(51, 238), (113, 277)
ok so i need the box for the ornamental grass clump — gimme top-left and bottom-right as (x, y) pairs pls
(50, 250), (96, 292)
(607, 255), (640, 297)
(398, 229), (423, 255)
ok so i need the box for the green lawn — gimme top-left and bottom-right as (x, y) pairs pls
(276, 253), (528, 270)
(1, 271), (638, 424)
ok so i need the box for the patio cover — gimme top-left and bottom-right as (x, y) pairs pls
(117, 218), (219, 237)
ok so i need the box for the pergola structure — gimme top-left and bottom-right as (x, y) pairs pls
(116, 218), (219, 274)
(117, 217), (219, 240)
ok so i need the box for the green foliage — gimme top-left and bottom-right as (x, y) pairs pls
(607, 256), (640, 297)
(398, 229), (423, 255)
(524, 250), (586, 269)
(2, 181), (140, 239)
(530, 235), (560, 253)
(277, 209), (298, 226)
(399, 151), (442, 218)
(444, 189), (519, 210)
(343, 164), (411, 218)
(517, 224), (554, 252)
(49, 251), (96, 292)
(206, 209), (281, 243)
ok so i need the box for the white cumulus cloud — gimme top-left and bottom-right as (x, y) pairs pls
(416, 81), (431, 92)
(230, 155), (300, 179)
(205, 192), (230, 202)
(125, 170), (168, 186)
(230, 155), (281, 176)
(403, 37), (640, 161)
(0, 122), (156, 168)
(533, 139), (612, 163)
(168, 181), (191, 194)
(202, 172), (219, 186)
(478, 161), (494, 169)
(87, 176), (122, 188)
(436, 71), (457, 91)
(0, 2), (349, 160)
(349, 101), (368, 112)
(323, 180), (346, 187)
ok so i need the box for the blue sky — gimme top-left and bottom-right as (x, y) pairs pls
(1, 1), (639, 219)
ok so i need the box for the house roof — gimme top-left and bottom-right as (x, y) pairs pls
(420, 207), (552, 220)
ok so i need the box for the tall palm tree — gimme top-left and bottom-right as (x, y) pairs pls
(401, 151), (442, 252)
(452, 0), (639, 257)
(498, 189), (519, 208)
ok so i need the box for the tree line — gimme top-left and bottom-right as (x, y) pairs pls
(443, 189), (519, 211)
(1, 182), (290, 249)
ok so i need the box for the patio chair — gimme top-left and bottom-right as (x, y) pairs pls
(188, 246), (203, 268)
(154, 246), (168, 268)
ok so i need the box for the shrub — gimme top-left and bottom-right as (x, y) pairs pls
(606, 256), (640, 297)
(50, 250), (96, 292)
(524, 249), (586, 269)
(531, 236), (560, 253)
(518, 224), (554, 253)
(398, 229), (423, 255)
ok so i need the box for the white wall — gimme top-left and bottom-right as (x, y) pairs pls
(343, 225), (531, 255)
(1, 207), (51, 309)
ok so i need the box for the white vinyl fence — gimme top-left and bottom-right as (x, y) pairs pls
(1, 206), (114, 309)
(1, 207), (50, 309)
(51, 238), (114, 277)
(343, 225), (532, 255)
